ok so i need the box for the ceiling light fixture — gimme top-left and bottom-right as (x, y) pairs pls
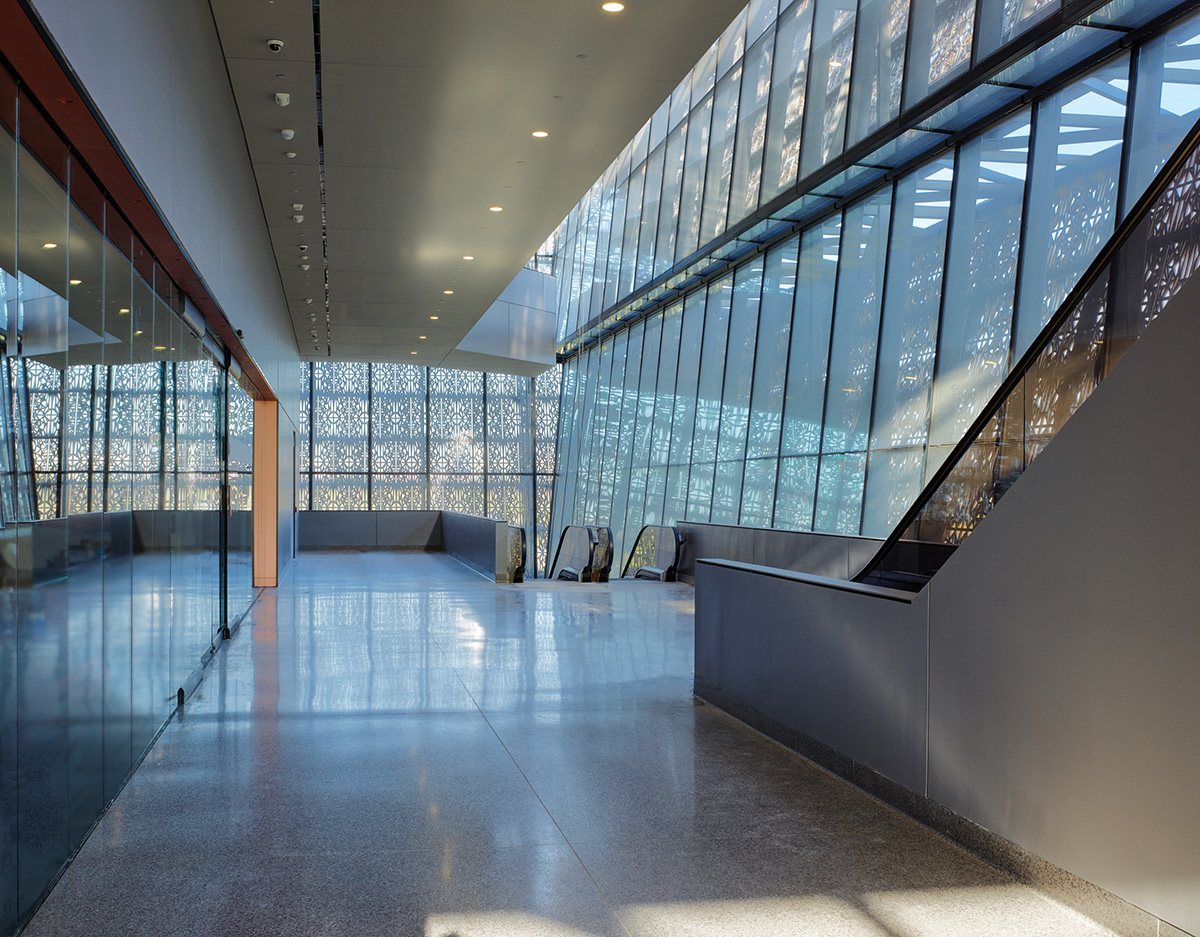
(489, 206), (503, 212)
(134, 330), (143, 336)
(410, 350), (417, 355)
(281, 128), (295, 141)
(419, 335), (427, 340)
(42, 242), (57, 249)
(430, 315), (439, 320)
(462, 255), (474, 261)
(443, 290), (454, 294)
(153, 345), (166, 351)
(602, 1), (624, 9)
(531, 130), (549, 138)
(275, 92), (290, 107)
(285, 152), (297, 159)
(69, 279), (81, 285)
(119, 308), (130, 314)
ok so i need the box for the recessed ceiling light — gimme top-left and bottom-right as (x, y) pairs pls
(443, 290), (454, 294)
(42, 242), (57, 249)
(153, 345), (166, 351)
(419, 335), (427, 340)
(489, 206), (503, 212)
(602, 1), (624, 10)
(119, 308), (130, 314)
(462, 255), (474, 261)
(69, 279), (81, 285)
(430, 315), (439, 320)
(531, 130), (549, 138)
(134, 330), (143, 336)
(410, 350), (417, 355)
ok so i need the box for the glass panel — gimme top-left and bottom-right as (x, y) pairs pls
(729, 26), (775, 225)
(815, 186), (892, 533)
(746, 236), (799, 460)
(700, 66), (742, 245)
(978, 0), (1060, 59)
(716, 257), (764, 465)
(655, 123), (687, 277)
(669, 290), (706, 469)
(373, 363), (427, 473)
(762, 0), (816, 203)
(677, 94), (714, 261)
(1123, 14), (1200, 215)
(1014, 55), (1129, 356)
(907, 0), (974, 105)
(691, 276), (733, 466)
(847, 0), (909, 147)
(800, 0), (857, 178)
(774, 454), (819, 528)
(638, 144), (665, 286)
(781, 214), (840, 456)
(930, 108), (1030, 451)
(862, 155), (954, 536)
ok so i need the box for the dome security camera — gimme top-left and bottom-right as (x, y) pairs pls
(267, 39), (284, 53)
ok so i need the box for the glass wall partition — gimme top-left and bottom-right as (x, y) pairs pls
(0, 64), (255, 937)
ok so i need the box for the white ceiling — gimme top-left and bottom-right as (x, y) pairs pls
(209, 0), (745, 369)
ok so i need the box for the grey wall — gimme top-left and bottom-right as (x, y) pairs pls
(29, 0), (300, 422)
(298, 511), (443, 551)
(921, 274), (1200, 933)
(694, 275), (1200, 935)
(678, 521), (882, 583)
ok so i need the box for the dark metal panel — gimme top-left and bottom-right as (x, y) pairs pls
(376, 510), (442, 549)
(678, 519), (882, 581)
(695, 558), (928, 792)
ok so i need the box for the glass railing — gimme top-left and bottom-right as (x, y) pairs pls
(856, 112), (1200, 591)
(621, 525), (683, 581)
(549, 524), (614, 582)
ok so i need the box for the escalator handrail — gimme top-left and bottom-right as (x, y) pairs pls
(549, 524), (599, 580)
(852, 110), (1200, 585)
(620, 524), (683, 579)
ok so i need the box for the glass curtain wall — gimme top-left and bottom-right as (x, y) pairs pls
(549, 0), (1192, 348)
(0, 66), (255, 936)
(298, 362), (560, 576)
(550, 9), (1200, 568)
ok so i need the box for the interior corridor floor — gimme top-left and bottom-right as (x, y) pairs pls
(24, 552), (1115, 937)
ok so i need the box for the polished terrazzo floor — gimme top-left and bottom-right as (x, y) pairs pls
(25, 553), (1113, 937)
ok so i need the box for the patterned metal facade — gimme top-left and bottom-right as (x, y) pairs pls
(299, 363), (560, 576)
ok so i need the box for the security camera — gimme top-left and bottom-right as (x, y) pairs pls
(267, 39), (284, 53)
(236, 329), (244, 338)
